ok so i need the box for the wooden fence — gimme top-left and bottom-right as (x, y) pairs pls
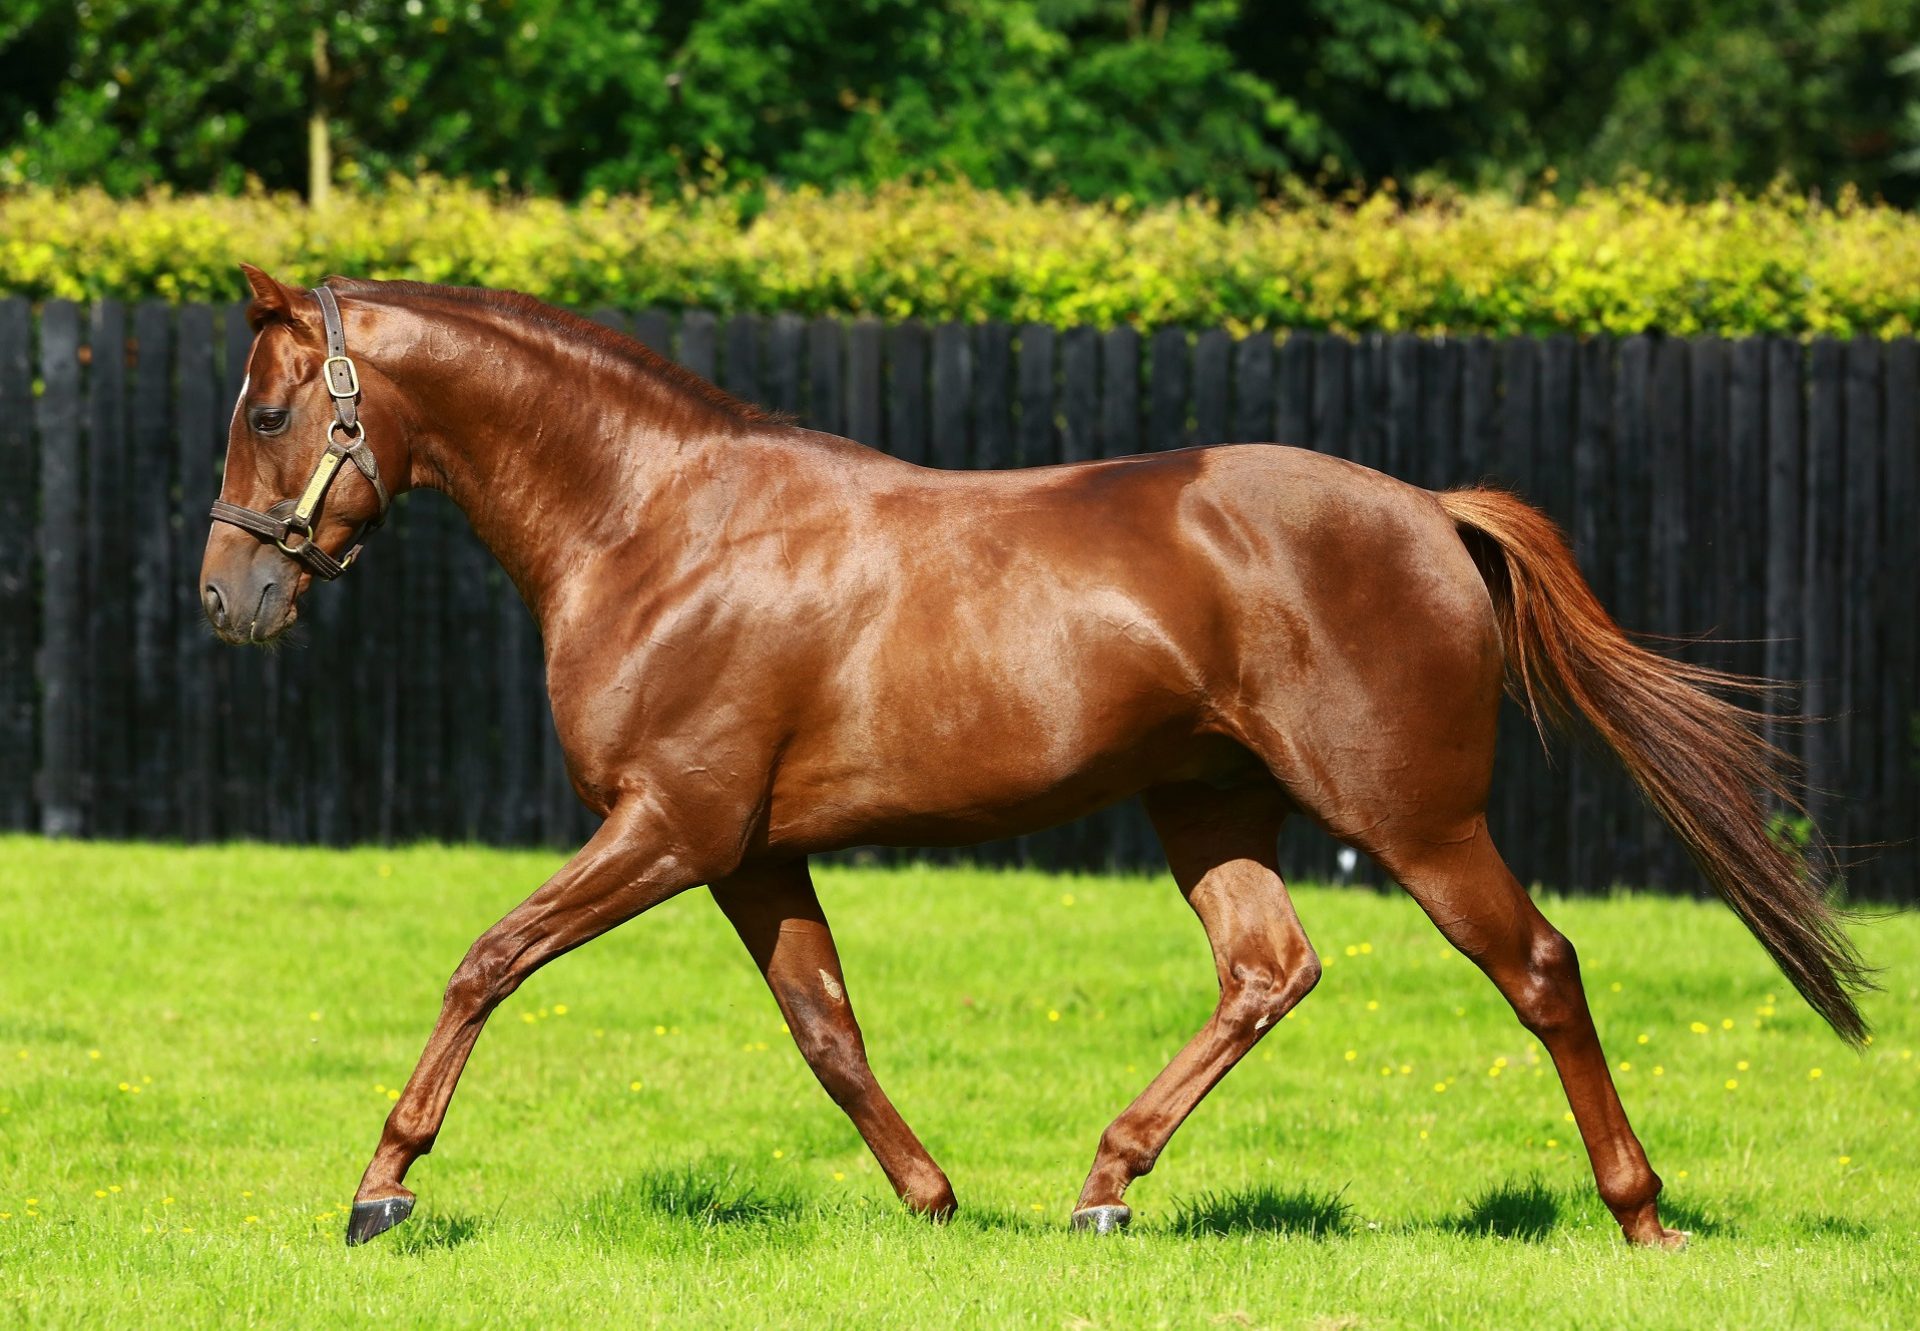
(0, 298), (1913, 900)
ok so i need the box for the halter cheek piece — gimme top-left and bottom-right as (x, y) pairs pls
(209, 286), (390, 580)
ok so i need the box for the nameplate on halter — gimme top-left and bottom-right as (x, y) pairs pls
(294, 449), (346, 524)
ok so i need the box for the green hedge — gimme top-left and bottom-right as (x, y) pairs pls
(4, 179), (1918, 336)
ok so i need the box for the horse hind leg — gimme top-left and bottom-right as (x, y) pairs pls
(1072, 782), (1320, 1232)
(1378, 822), (1686, 1249)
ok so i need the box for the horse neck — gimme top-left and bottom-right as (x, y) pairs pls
(382, 300), (754, 624)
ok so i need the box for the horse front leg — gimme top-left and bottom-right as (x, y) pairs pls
(711, 859), (957, 1217)
(345, 796), (725, 1245)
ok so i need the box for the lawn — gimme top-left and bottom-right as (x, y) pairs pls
(0, 836), (1914, 1329)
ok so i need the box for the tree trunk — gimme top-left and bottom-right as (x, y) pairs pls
(309, 27), (333, 210)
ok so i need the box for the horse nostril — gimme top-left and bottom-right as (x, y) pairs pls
(202, 583), (227, 629)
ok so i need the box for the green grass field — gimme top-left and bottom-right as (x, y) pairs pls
(1, 837), (1915, 1328)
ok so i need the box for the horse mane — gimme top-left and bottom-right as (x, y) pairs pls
(320, 276), (781, 426)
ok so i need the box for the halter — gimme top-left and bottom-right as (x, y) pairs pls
(209, 286), (390, 580)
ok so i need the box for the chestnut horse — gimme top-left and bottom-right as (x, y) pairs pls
(201, 268), (1869, 1249)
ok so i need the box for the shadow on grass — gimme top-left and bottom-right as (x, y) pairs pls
(388, 1212), (486, 1253)
(1658, 1194), (1739, 1239)
(1446, 1179), (1561, 1241)
(1796, 1213), (1870, 1240)
(580, 1163), (808, 1243)
(1167, 1184), (1355, 1239)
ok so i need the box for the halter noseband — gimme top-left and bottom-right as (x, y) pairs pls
(209, 286), (390, 580)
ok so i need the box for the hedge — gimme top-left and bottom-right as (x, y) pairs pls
(4, 178), (1918, 336)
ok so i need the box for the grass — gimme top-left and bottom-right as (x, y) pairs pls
(0, 836), (1915, 1329)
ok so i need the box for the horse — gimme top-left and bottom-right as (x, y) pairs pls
(200, 267), (1870, 1250)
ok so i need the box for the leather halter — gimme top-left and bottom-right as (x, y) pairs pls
(209, 286), (390, 580)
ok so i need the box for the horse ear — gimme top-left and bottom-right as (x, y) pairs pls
(239, 263), (310, 332)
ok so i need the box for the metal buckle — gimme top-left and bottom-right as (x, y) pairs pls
(274, 514), (316, 558)
(323, 354), (360, 399)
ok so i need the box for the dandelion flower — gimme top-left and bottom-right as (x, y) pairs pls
(772, 1150), (785, 1159)
(833, 1172), (846, 1181)
(1636, 1034), (1649, 1045)
(1060, 894), (1075, 907)
(94, 1189), (107, 1198)
(552, 1004), (568, 1016)
(244, 1215), (258, 1224)
(1689, 1022), (1708, 1034)
(1736, 1060), (1749, 1071)
(1047, 1010), (1060, 1022)
(1366, 1000), (1380, 1011)
(108, 1185), (121, 1194)
(308, 1012), (322, 1022)
(1359, 942), (1373, 955)
(654, 1025), (667, 1036)
(1724, 1078), (1738, 1090)
(1720, 1019), (1735, 1030)
(1618, 1061), (1631, 1072)
(1609, 982), (1622, 992)
(1344, 1050), (1357, 1062)
(1838, 1155), (1852, 1166)
(1433, 1082), (1448, 1093)
(1809, 1068), (1823, 1080)
(88, 1050), (101, 1060)
(387, 1089), (399, 1101)
(1344, 945), (1358, 957)
(629, 1080), (642, 1091)
(1547, 1139), (1559, 1149)
(161, 1197), (173, 1205)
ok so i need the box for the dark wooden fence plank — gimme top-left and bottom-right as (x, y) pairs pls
(932, 323), (971, 468)
(1014, 324), (1055, 466)
(1457, 337), (1495, 481)
(809, 318), (844, 437)
(845, 320), (884, 449)
(172, 305), (220, 841)
(0, 299), (34, 830)
(886, 322), (929, 463)
(1100, 327), (1140, 457)
(85, 302), (132, 835)
(446, 521), (496, 843)
(1725, 340), (1768, 687)
(1762, 339), (1805, 767)
(973, 323), (1013, 469)
(1384, 335), (1421, 480)
(1230, 333), (1273, 442)
(1491, 338), (1538, 884)
(129, 302), (177, 837)
(678, 311), (716, 380)
(1878, 340), (1919, 890)
(1059, 327), (1097, 462)
(767, 314), (805, 418)
(1568, 336), (1612, 889)
(1802, 339), (1845, 845)
(37, 303), (85, 837)
(722, 314), (761, 406)
(1645, 337), (1692, 887)
(632, 309), (673, 359)
(1310, 336), (1350, 455)
(493, 571), (543, 844)
(1415, 339), (1456, 488)
(1146, 327), (1189, 452)
(1610, 335), (1654, 887)
(1275, 335), (1313, 447)
(1841, 337), (1884, 864)
(1191, 330), (1231, 446)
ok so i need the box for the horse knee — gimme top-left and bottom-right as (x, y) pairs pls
(445, 938), (519, 1014)
(1511, 928), (1583, 1037)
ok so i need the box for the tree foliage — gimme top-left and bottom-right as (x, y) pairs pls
(3, 0), (1918, 204)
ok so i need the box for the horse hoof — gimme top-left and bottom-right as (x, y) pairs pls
(1071, 1204), (1132, 1235)
(344, 1194), (414, 1247)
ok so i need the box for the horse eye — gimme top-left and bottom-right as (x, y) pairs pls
(250, 407), (289, 435)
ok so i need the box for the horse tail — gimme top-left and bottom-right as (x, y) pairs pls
(1437, 485), (1873, 1046)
